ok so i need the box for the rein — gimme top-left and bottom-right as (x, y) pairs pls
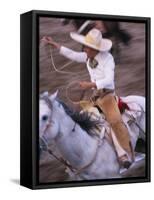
(40, 136), (75, 172)
(40, 134), (104, 175)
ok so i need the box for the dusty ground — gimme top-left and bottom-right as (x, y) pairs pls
(39, 17), (146, 183)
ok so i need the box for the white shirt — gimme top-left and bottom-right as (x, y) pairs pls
(60, 46), (115, 90)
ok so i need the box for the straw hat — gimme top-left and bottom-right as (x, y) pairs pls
(70, 28), (112, 52)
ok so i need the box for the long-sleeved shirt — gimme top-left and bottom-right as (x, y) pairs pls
(59, 46), (115, 90)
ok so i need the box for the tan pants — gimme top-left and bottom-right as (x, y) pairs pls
(95, 93), (132, 159)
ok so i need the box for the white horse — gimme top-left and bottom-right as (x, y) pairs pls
(39, 91), (145, 180)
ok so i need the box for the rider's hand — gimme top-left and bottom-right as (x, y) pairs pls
(79, 81), (96, 90)
(41, 36), (61, 50)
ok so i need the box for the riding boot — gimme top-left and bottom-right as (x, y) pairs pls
(96, 93), (133, 168)
(110, 121), (133, 168)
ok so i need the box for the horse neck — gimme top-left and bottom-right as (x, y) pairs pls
(53, 107), (98, 168)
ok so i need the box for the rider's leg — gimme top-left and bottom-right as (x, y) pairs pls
(96, 93), (133, 168)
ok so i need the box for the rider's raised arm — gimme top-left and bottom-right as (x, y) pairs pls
(60, 46), (87, 63)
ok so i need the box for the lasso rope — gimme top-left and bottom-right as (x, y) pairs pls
(49, 46), (75, 75)
(41, 20), (93, 104)
(65, 80), (86, 105)
(48, 20), (92, 75)
(48, 45), (85, 104)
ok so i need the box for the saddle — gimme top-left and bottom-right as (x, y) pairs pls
(79, 96), (130, 114)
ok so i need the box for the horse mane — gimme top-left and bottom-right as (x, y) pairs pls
(57, 99), (101, 136)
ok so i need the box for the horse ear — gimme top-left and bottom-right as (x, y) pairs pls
(49, 90), (59, 101)
(40, 91), (48, 98)
(43, 91), (49, 96)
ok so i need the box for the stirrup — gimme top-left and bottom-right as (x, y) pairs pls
(118, 155), (132, 169)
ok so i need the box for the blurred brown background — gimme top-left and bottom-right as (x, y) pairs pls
(39, 17), (145, 183)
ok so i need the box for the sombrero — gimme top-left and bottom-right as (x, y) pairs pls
(70, 28), (112, 52)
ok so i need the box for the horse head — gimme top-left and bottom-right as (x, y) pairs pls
(39, 90), (60, 139)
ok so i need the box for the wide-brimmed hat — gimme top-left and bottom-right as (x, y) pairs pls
(70, 28), (112, 52)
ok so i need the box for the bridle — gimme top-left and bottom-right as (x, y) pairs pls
(40, 95), (54, 135)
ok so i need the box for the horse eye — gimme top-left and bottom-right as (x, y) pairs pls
(42, 115), (48, 121)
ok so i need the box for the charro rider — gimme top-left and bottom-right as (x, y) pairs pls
(42, 28), (133, 169)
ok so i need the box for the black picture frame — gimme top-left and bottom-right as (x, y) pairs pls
(20, 10), (151, 189)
